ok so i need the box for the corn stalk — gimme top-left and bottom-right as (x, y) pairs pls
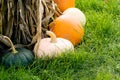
(0, 0), (61, 51)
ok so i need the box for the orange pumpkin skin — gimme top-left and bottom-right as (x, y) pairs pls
(49, 15), (84, 45)
(53, 0), (75, 12)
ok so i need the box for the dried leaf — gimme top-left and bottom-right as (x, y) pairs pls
(0, 0), (61, 50)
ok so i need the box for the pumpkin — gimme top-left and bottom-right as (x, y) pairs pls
(53, 0), (75, 12)
(49, 15), (84, 45)
(0, 46), (4, 64)
(63, 8), (86, 26)
(2, 36), (34, 67)
(33, 31), (74, 58)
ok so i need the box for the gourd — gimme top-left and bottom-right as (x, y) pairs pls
(33, 31), (74, 58)
(2, 36), (34, 67)
(0, 46), (4, 64)
(53, 0), (75, 12)
(63, 8), (86, 26)
(49, 15), (84, 45)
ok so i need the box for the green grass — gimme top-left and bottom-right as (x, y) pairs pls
(0, 0), (120, 80)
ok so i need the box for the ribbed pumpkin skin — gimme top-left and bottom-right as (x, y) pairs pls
(2, 48), (34, 67)
(53, 0), (75, 12)
(49, 15), (84, 45)
(34, 38), (74, 58)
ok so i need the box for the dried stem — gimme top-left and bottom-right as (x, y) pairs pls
(46, 31), (57, 43)
(3, 36), (18, 54)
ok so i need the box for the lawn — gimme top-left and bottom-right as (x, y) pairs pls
(0, 0), (120, 80)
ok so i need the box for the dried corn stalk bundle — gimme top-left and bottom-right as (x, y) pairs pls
(0, 0), (61, 50)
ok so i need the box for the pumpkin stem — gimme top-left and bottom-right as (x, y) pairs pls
(3, 36), (18, 54)
(46, 31), (57, 43)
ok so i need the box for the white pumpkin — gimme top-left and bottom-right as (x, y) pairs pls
(63, 8), (86, 26)
(33, 31), (74, 58)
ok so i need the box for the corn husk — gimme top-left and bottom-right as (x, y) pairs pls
(0, 0), (61, 50)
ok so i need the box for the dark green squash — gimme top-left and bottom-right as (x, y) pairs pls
(2, 36), (34, 67)
(0, 44), (6, 64)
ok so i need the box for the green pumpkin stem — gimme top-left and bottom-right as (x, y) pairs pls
(3, 36), (18, 54)
(46, 31), (57, 43)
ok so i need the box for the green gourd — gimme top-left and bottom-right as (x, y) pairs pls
(0, 46), (2, 63)
(2, 36), (34, 67)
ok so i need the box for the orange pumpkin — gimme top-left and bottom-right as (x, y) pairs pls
(49, 15), (84, 45)
(53, 0), (75, 12)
